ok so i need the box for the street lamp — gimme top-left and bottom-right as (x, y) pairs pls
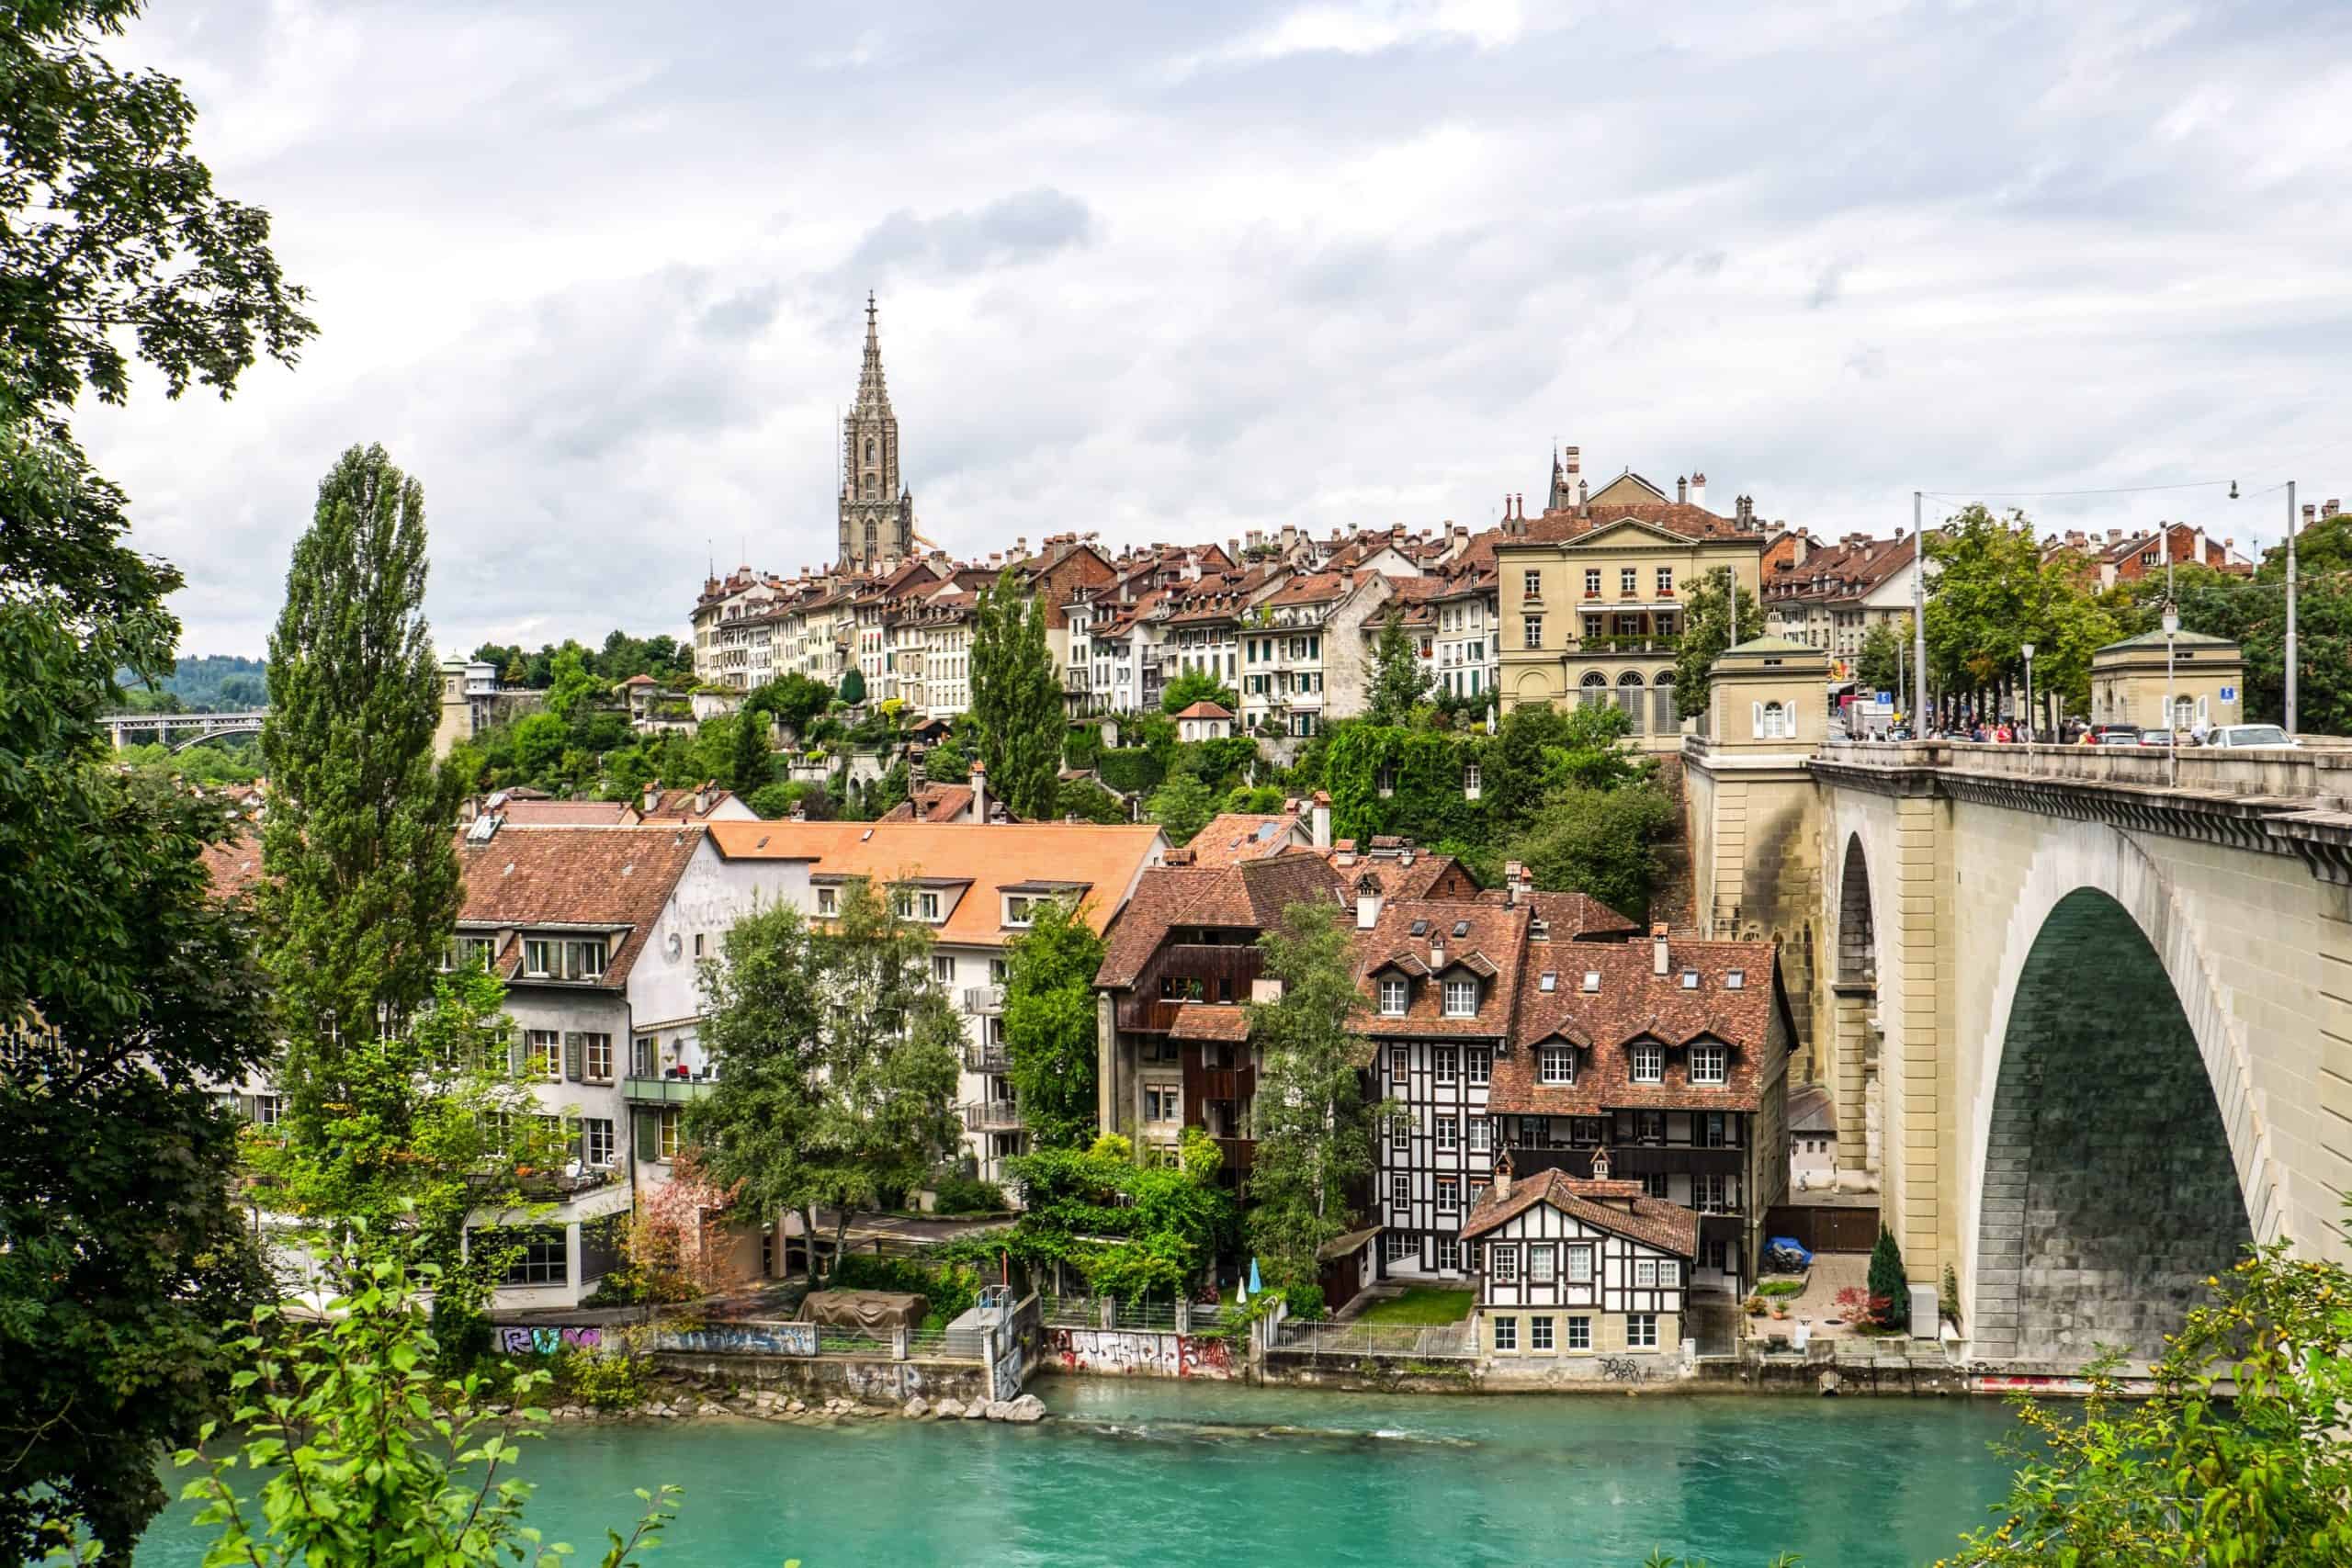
(2162, 602), (2180, 787)
(2020, 642), (2036, 744)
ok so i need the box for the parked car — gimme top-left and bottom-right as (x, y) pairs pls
(2086, 724), (2141, 745)
(2138, 730), (2175, 747)
(2203, 724), (2300, 750)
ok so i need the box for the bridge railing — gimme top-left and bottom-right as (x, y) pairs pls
(1815, 736), (2352, 805)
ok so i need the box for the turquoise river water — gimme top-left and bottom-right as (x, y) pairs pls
(136, 1379), (2021, 1567)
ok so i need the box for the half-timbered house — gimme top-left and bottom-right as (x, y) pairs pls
(1460, 1158), (1696, 1370)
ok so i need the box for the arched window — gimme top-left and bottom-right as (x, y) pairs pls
(865, 438), (876, 463)
(1652, 670), (1678, 734)
(1754, 700), (1788, 739)
(1578, 671), (1608, 710)
(1617, 670), (1648, 734)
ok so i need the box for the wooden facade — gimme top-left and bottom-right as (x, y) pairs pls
(1465, 1181), (1691, 1361)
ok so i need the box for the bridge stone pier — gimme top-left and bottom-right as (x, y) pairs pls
(1685, 638), (2352, 1367)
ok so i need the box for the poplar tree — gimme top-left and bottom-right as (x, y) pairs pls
(1001, 898), (1107, 1150)
(261, 445), (461, 1132)
(969, 570), (1063, 818)
(1365, 607), (1432, 725)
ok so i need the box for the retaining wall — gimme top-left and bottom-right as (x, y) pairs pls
(1040, 1326), (1241, 1380)
(651, 1350), (989, 1404)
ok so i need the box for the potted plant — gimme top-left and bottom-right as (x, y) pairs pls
(1745, 1294), (1767, 1316)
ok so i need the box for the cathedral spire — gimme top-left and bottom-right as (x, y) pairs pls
(854, 291), (891, 417)
(840, 290), (912, 570)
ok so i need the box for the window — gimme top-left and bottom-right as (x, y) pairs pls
(1634, 1110), (1667, 1144)
(1656, 566), (1674, 597)
(445, 935), (494, 971)
(523, 1030), (562, 1081)
(1493, 1316), (1518, 1352)
(631, 1034), (657, 1077)
(693, 931), (705, 958)
(1643, 1171), (1671, 1199)
(658, 1107), (682, 1161)
(1724, 968), (1746, 990)
(1383, 1231), (1412, 1263)
(1702, 1237), (1730, 1273)
(933, 954), (956, 984)
(1463, 762), (1481, 798)
(582, 1116), (616, 1166)
(1391, 1173), (1410, 1209)
(1627, 1314), (1658, 1349)
(251, 1093), (283, 1128)
(1694, 1174), (1732, 1213)
(1566, 1315), (1592, 1351)
(1442, 980), (1477, 1018)
(1391, 1114), (1409, 1152)
(1539, 971), (1556, 993)
(1379, 977), (1408, 1016)
(1436, 1176), (1460, 1213)
(1583, 568), (1601, 598)
(1004, 893), (1041, 927)
(1634, 1258), (1660, 1288)
(1522, 570), (1542, 601)
(1145, 1086), (1180, 1122)
(1435, 1117), (1459, 1152)
(1581, 970), (1600, 993)
(1565, 1243), (1595, 1285)
(1466, 1119), (1492, 1153)
(1390, 1043), (1408, 1081)
(1690, 1043), (1727, 1085)
(1680, 969), (1700, 990)
(1433, 1045), (1459, 1083)
(580, 1032), (613, 1083)
(1702, 1111), (1734, 1148)
(1528, 1243), (1556, 1284)
(817, 886), (838, 916)
(1466, 1047), (1490, 1087)
(1621, 567), (1638, 597)
(500, 1228), (568, 1288)
(522, 937), (604, 980)
(1539, 1046), (1575, 1085)
(523, 938), (554, 977)
(1757, 700), (1788, 739)
(1632, 1042), (1664, 1083)
(1436, 1236), (1461, 1273)
(1530, 1314), (1555, 1351)
(1490, 1244), (1520, 1283)
(1522, 615), (1544, 649)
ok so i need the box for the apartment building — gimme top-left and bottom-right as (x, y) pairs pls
(1464, 1162), (1697, 1372)
(1240, 570), (1395, 739)
(1760, 532), (1924, 672)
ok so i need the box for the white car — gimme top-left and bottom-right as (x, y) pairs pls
(2201, 724), (2299, 750)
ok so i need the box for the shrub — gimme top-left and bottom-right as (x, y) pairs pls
(554, 1346), (650, 1410)
(931, 1175), (1008, 1215)
(1097, 747), (1164, 796)
(1832, 1285), (1871, 1321)
(1281, 1282), (1326, 1321)
(830, 1252), (981, 1329)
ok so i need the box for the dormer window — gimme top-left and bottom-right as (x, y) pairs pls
(444, 935), (495, 972)
(1442, 978), (1477, 1018)
(1003, 893), (1042, 928)
(1538, 1045), (1574, 1085)
(1581, 971), (1600, 993)
(1631, 1042), (1664, 1083)
(1690, 1043), (1728, 1085)
(893, 889), (943, 922)
(1379, 976), (1408, 1016)
(522, 936), (605, 981)
(1680, 969), (1700, 989)
(1724, 968), (1746, 990)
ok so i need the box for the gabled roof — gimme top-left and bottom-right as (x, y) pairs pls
(1094, 854), (1346, 988)
(198, 826), (265, 900)
(1458, 1166), (1697, 1258)
(1171, 700), (1235, 721)
(1504, 502), (1760, 547)
(1186, 812), (1308, 866)
(1352, 898), (1529, 1041)
(455, 824), (707, 990)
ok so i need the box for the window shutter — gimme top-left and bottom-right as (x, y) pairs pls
(1750, 701), (1763, 739)
(508, 1034), (526, 1077)
(632, 1108), (662, 1164)
(1787, 702), (1798, 739)
(563, 1032), (583, 1081)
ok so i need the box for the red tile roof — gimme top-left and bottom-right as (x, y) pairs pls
(455, 824), (707, 990)
(1459, 1166), (1697, 1257)
(1171, 700), (1235, 721)
(1170, 1003), (1251, 1042)
(1186, 813), (1307, 866)
(1353, 897), (1530, 1044)
(1095, 855), (1347, 988)
(198, 826), (265, 900)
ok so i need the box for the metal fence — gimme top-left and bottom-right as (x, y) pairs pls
(1037, 1294), (1184, 1332)
(1273, 1318), (1476, 1359)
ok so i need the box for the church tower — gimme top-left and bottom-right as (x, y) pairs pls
(838, 293), (916, 570)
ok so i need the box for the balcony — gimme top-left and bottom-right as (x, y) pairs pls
(1570, 634), (1682, 655)
(962, 985), (1005, 1014)
(622, 1075), (717, 1105)
(962, 1042), (1011, 1074)
(961, 1100), (1023, 1133)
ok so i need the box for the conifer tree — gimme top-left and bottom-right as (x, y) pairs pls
(1867, 1223), (1910, 1331)
(260, 444), (462, 1133)
(729, 709), (772, 795)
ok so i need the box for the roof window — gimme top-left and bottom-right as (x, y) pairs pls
(1581, 971), (1600, 993)
(1539, 971), (1557, 992)
(1725, 969), (1746, 989)
(1409, 919), (1429, 937)
(1680, 969), (1701, 989)
(1453, 920), (1471, 938)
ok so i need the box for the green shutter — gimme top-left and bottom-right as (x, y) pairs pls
(563, 1032), (583, 1082)
(632, 1108), (661, 1165)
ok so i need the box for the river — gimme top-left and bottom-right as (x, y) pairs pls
(136, 1379), (2021, 1567)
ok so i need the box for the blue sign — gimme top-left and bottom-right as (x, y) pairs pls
(1875, 691), (1893, 705)
(2220, 685), (2237, 703)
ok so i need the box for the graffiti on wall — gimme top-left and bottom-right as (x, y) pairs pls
(1046, 1328), (1236, 1380)
(495, 1325), (605, 1354)
(654, 1323), (819, 1358)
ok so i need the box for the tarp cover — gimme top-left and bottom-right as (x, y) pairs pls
(797, 1289), (926, 1331)
(1766, 1235), (1815, 1269)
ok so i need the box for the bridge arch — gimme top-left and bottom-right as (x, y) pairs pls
(1963, 829), (2282, 1363)
(168, 718), (264, 753)
(1817, 832), (1884, 1173)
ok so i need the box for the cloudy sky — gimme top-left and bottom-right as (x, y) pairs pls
(76, 0), (2352, 659)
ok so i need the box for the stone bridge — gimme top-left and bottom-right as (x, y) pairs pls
(1684, 647), (2351, 1367)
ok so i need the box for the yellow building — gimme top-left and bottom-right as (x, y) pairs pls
(2089, 629), (2245, 733)
(1495, 470), (1770, 751)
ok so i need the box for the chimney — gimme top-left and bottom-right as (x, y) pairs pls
(968, 759), (987, 824)
(1492, 1151), (1513, 1201)
(1589, 1146), (1611, 1183)
(2325, 499), (2341, 520)
(1790, 534), (1810, 567)
(789, 800), (808, 821)
(1651, 922), (1669, 976)
(642, 782), (661, 815)
(1676, 475), (1688, 504)
(1505, 860), (1531, 907)
(2304, 502), (2318, 530)
(1690, 471), (1707, 510)
(1429, 936), (1444, 969)
(1355, 873), (1383, 931)
(1577, 479), (1589, 514)
(1311, 790), (1332, 851)
(694, 780), (711, 816)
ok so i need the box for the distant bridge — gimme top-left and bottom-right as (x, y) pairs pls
(102, 709), (268, 751)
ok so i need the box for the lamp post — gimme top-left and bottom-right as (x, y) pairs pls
(2162, 601), (2180, 787)
(2020, 641), (2036, 744)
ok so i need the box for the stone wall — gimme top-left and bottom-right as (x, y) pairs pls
(1039, 1326), (1240, 1380)
(650, 1350), (988, 1405)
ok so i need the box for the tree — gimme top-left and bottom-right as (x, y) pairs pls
(1950, 1213), (2352, 1566)
(969, 572), (1063, 818)
(509, 710), (569, 782)
(543, 643), (602, 722)
(1001, 899), (1107, 1151)
(1056, 776), (1128, 824)
(1866, 1224), (1909, 1332)
(1507, 784), (1677, 919)
(1539, 701), (1646, 795)
(728, 709), (772, 795)
(1486, 703), (1571, 836)
(1245, 902), (1378, 1287)
(687, 882), (962, 1274)
(987, 1133), (1235, 1301)
(1924, 504), (2127, 722)
(1146, 770), (1214, 846)
(923, 735), (972, 783)
(751, 671), (832, 738)
(1672, 566), (1762, 718)
(1159, 668), (1239, 716)
(1363, 608), (1432, 726)
(838, 665), (867, 706)
(0, 1), (316, 412)
(260, 444), (463, 1139)
(176, 1256), (680, 1568)
(1853, 621), (1905, 700)
(2131, 535), (2352, 735)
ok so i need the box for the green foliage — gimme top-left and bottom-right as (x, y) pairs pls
(1097, 746), (1166, 796)
(1506, 783), (1677, 919)
(1281, 1283), (1328, 1321)
(1146, 770), (1215, 845)
(748, 779), (833, 821)
(1062, 722), (1104, 770)
(1363, 607), (1433, 726)
(923, 736), (972, 783)
(1866, 1224), (1909, 1331)
(1160, 668), (1238, 716)
(729, 708), (773, 794)
(1246, 902), (1378, 1289)
(1001, 898), (1108, 1150)
(1672, 567), (1762, 719)
(108, 653), (268, 713)
(747, 671), (832, 737)
(543, 644), (603, 722)
(117, 737), (265, 785)
(1949, 1223), (2352, 1567)
(1223, 783), (1287, 814)
(1321, 721), (1489, 849)
(968, 571), (1064, 818)
(260, 443), (464, 1135)
(2116, 542), (2352, 735)
(1854, 620), (1907, 701)
(830, 1252), (981, 1329)
(173, 1257), (681, 1567)
(1926, 504), (2127, 716)
(837, 666), (867, 705)
(928, 1175), (1008, 1214)
(1186, 735), (1262, 795)
(509, 709), (569, 780)
(1056, 776), (1129, 824)
(687, 883), (963, 1275)
(990, 1133), (1235, 1302)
